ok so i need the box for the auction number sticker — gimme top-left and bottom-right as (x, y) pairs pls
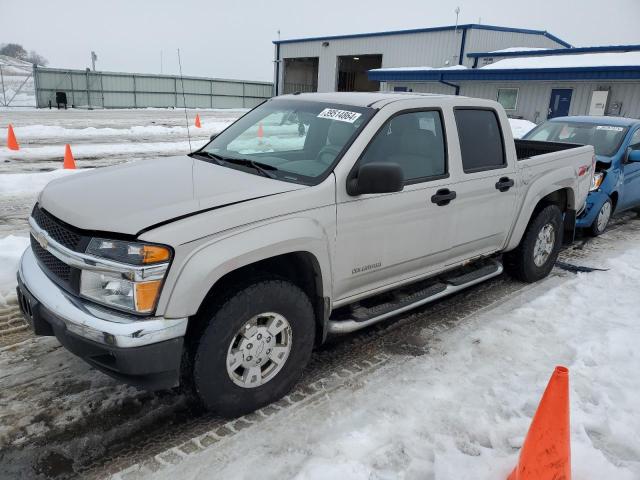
(317, 108), (362, 123)
(596, 125), (624, 131)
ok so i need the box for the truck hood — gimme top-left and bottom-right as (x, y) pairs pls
(39, 156), (305, 235)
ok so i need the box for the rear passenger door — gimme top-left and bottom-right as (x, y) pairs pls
(445, 108), (517, 264)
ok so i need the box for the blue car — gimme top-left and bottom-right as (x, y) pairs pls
(523, 116), (640, 235)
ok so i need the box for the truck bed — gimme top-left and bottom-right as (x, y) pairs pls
(515, 139), (583, 160)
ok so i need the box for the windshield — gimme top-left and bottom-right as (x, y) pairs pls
(523, 121), (629, 157)
(197, 99), (375, 185)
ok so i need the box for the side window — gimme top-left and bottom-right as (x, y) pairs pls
(360, 110), (447, 182)
(454, 109), (506, 173)
(630, 129), (640, 151)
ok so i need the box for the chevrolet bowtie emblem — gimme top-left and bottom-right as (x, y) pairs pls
(35, 231), (48, 250)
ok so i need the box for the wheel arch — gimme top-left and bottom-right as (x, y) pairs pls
(506, 186), (575, 251)
(189, 251), (328, 345)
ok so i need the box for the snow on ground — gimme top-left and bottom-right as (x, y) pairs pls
(0, 56), (36, 107)
(508, 118), (537, 138)
(0, 235), (29, 307)
(1, 122), (233, 140)
(0, 169), (79, 196)
(155, 244), (640, 480)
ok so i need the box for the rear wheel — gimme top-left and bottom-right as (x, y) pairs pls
(191, 279), (315, 416)
(590, 199), (612, 236)
(504, 205), (563, 283)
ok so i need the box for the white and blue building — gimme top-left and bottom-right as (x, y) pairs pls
(273, 24), (570, 95)
(370, 45), (640, 122)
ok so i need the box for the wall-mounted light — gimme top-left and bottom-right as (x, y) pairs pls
(353, 57), (360, 61)
(322, 41), (330, 47)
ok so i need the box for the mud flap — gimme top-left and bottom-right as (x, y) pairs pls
(562, 209), (576, 246)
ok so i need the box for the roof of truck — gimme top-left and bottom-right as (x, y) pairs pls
(274, 91), (452, 108)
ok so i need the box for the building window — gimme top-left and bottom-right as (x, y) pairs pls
(497, 88), (518, 111)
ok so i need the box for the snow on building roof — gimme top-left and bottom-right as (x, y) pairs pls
(488, 47), (550, 54)
(369, 65), (467, 73)
(482, 51), (640, 69)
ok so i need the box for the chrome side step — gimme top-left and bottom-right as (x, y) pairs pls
(327, 260), (503, 335)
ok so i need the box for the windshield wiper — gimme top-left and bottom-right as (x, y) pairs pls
(190, 151), (225, 165)
(191, 151), (279, 179)
(219, 157), (279, 179)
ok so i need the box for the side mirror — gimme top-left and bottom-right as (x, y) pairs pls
(347, 163), (404, 196)
(627, 149), (640, 163)
(209, 133), (218, 141)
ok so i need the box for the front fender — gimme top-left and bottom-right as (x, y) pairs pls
(158, 215), (334, 319)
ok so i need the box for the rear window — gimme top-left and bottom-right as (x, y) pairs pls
(454, 109), (506, 173)
(524, 121), (629, 157)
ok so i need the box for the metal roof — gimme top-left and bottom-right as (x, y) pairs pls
(467, 44), (640, 58)
(368, 66), (640, 82)
(273, 23), (571, 48)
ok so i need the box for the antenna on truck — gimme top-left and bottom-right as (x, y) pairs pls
(177, 48), (192, 153)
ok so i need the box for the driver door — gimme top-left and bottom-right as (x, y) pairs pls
(333, 109), (455, 303)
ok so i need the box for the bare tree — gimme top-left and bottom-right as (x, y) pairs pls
(0, 43), (28, 60)
(0, 43), (48, 65)
(26, 50), (48, 66)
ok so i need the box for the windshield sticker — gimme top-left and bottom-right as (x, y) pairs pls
(596, 125), (624, 132)
(317, 108), (362, 123)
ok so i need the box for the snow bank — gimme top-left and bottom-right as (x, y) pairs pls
(508, 118), (537, 138)
(0, 235), (29, 306)
(0, 140), (194, 162)
(4, 122), (233, 140)
(156, 247), (640, 479)
(482, 51), (640, 70)
(0, 169), (79, 196)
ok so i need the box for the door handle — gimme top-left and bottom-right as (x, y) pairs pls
(431, 188), (457, 206)
(495, 177), (515, 192)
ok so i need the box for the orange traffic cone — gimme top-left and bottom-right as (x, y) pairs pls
(257, 123), (264, 144)
(7, 124), (19, 150)
(63, 144), (76, 170)
(507, 366), (571, 480)
(195, 113), (202, 128)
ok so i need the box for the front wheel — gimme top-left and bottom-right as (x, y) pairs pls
(504, 205), (563, 283)
(590, 199), (612, 236)
(191, 279), (315, 416)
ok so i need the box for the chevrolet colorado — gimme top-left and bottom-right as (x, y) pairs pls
(17, 92), (594, 416)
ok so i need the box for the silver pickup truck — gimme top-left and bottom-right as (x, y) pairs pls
(17, 93), (594, 416)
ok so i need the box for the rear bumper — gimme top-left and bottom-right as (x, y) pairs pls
(577, 191), (610, 229)
(17, 247), (187, 390)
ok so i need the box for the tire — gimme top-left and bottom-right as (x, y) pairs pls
(504, 205), (563, 283)
(589, 199), (612, 236)
(191, 279), (315, 417)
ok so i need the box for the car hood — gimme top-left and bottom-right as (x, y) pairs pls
(38, 156), (305, 235)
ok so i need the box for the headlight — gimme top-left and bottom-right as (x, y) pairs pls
(81, 271), (163, 313)
(80, 239), (171, 314)
(590, 172), (605, 191)
(86, 238), (170, 264)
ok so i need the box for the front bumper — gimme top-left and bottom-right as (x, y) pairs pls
(17, 247), (188, 390)
(577, 190), (610, 229)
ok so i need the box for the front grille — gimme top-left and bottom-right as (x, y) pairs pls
(32, 205), (82, 251)
(31, 235), (72, 282)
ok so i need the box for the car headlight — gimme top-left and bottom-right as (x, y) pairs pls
(80, 239), (171, 314)
(590, 172), (605, 191)
(86, 238), (170, 264)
